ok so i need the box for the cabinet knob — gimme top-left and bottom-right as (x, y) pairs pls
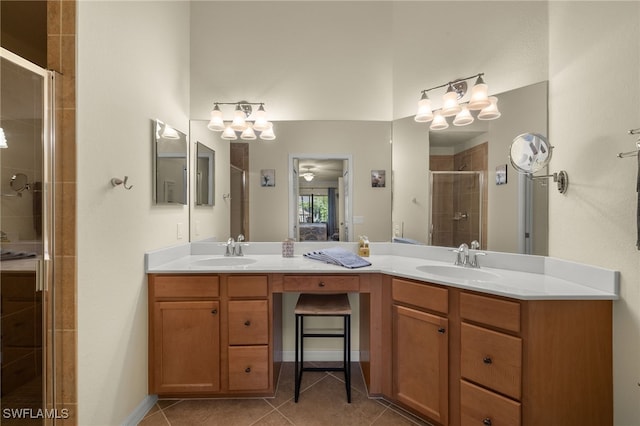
(245, 367), (251, 373)
(482, 418), (492, 426)
(482, 357), (493, 365)
(437, 328), (446, 334)
(318, 282), (326, 287)
(211, 309), (218, 315)
(244, 320), (251, 326)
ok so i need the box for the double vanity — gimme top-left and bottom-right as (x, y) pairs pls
(146, 242), (618, 426)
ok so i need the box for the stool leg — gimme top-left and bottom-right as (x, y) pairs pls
(345, 314), (351, 403)
(295, 314), (300, 402)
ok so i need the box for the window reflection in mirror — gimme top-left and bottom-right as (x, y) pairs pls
(153, 119), (188, 205)
(195, 142), (215, 206)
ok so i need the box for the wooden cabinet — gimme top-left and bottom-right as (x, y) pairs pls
(148, 275), (221, 395)
(392, 278), (449, 425)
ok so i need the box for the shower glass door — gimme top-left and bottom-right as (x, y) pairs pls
(0, 48), (55, 423)
(429, 171), (485, 249)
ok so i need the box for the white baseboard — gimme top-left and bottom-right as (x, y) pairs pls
(282, 350), (359, 362)
(122, 394), (158, 426)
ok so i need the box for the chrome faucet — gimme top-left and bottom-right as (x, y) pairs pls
(224, 237), (235, 256)
(452, 243), (469, 266)
(235, 234), (245, 256)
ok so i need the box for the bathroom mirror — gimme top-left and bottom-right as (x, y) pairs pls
(195, 142), (215, 206)
(509, 133), (552, 174)
(153, 119), (188, 205)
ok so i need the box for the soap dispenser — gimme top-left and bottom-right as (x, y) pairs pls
(358, 235), (370, 257)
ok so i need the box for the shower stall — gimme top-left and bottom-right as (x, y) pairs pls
(0, 47), (56, 421)
(429, 171), (485, 249)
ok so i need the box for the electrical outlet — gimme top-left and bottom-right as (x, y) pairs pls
(353, 216), (364, 224)
(177, 222), (184, 240)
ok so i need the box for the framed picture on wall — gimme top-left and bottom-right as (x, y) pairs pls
(261, 169), (275, 187)
(496, 164), (507, 185)
(371, 170), (386, 187)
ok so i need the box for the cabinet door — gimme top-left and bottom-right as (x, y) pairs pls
(393, 305), (448, 425)
(153, 300), (220, 394)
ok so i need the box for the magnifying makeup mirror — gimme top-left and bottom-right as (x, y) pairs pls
(509, 133), (568, 194)
(9, 173), (31, 195)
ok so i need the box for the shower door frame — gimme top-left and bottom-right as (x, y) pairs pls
(0, 47), (56, 417)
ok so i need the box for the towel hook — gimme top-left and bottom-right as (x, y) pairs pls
(111, 176), (133, 190)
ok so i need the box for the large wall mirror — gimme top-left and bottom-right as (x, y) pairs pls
(195, 142), (215, 206)
(153, 119), (188, 205)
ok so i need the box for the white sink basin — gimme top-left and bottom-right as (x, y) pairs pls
(191, 257), (258, 267)
(416, 265), (500, 282)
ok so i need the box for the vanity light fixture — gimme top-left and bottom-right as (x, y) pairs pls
(207, 101), (276, 141)
(0, 128), (7, 149)
(414, 73), (500, 130)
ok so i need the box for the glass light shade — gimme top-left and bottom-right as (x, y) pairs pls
(240, 125), (257, 140)
(468, 81), (490, 110)
(302, 173), (314, 182)
(441, 90), (461, 117)
(231, 107), (247, 131)
(161, 125), (180, 139)
(221, 125), (238, 140)
(414, 96), (434, 123)
(478, 97), (501, 120)
(430, 111), (449, 131)
(252, 105), (270, 131)
(207, 108), (225, 131)
(0, 128), (7, 149)
(259, 123), (276, 140)
(453, 105), (474, 126)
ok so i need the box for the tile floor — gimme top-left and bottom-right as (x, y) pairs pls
(138, 362), (432, 426)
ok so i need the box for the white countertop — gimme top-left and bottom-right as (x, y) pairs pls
(146, 242), (619, 301)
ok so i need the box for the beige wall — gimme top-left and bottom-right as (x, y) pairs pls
(548, 3), (640, 424)
(248, 121), (392, 242)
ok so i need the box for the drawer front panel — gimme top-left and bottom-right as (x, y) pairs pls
(228, 346), (269, 391)
(228, 300), (269, 345)
(152, 275), (220, 299)
(460, 292), (520, 333)
(227, 275), (268, 298)
(283, 275), (359, 293)
(392, 278), (448, 314)
(461, 323), (522, 399)
(460, 380), (521, 426)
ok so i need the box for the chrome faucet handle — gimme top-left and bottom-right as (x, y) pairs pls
(470, 240), (480, 250)
(470, 251), (487, 268)
(458, 243), (469, 266)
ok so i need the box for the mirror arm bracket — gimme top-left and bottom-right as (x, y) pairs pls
(529, 170), (569, 194)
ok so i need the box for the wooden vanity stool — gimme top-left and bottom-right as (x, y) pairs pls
(294, 293), (352, 403)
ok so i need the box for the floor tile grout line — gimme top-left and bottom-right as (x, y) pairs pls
(386, 403), (434, 426)
(369, 405), (390, 425)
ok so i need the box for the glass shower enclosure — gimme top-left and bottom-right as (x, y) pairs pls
(0, 47), (55, 422)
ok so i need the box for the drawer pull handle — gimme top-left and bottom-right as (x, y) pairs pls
(244, 320), (251, 326)
(245, 367), (251, 373)
(482, 418), (492, 426)
(437, 328), (446, 334)
(318, 282), (326, 287)
(482, 357), (493, 365)
(211, 309), (218, 315)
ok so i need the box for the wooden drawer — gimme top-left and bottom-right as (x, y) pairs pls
(152, 275), (219, 299)
(228, 346), (269, 391)
(461, 323), (522, 400)
(228, 300), (269, 345)
(392, 278), (448, 314)
(460, 380), (521, 426)
(227, 275), (268, 298)
(283, 275), (359, 293)
(460, 292), (520, 333)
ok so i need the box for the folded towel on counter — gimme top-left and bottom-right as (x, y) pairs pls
(303, 247), (372, 269)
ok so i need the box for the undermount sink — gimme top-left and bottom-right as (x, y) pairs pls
(191, 257), (258, 267)
(416, 265), (500, 282)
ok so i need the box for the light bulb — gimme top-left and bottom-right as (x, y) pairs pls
(441, 87), (461, 117)
(221, 125), (238, 140)
(414, 92), (434, 123)
(231, 105), (247, 131)
(468, 75), (490, 110)
(478, 97), (501, 120)
(453, 105), (474, 126)
(430, 111), (449, 131)
(252, 104), (270, 132)
(0, 128), (7, 149)
(207, 105), (225, 131)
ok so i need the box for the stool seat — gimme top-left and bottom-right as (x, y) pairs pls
(294, 293), (352, 403)
(294, 293), (352, 315)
